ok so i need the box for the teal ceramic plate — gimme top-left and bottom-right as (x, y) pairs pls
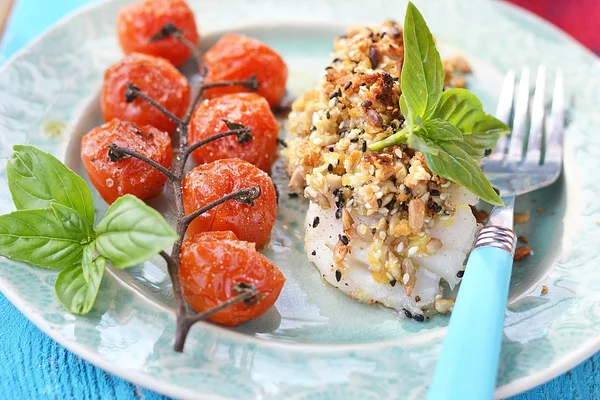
(1, 0), (599, 398)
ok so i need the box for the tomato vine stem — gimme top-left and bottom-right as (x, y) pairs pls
(109, 23), (262, 352)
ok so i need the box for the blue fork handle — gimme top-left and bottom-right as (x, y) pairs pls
(427, 246), (514, 400)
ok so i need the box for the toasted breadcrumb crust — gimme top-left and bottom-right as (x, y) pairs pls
(284, 22), (472, 297)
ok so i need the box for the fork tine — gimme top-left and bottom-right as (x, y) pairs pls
(525, 66), (546, 164)
(489, 70), (515, 160)
(544, 69), (564, 164)
(506, 67), (530, 162)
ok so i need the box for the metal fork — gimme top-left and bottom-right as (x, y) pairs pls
(428, 66), (565, 400)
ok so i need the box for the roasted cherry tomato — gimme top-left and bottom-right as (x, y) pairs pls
(182, 158), (277, 248)
(102, 53), (190, 133)
(188, 93), (279, 172)
(202, 34), (288, 107)
(117, 0), (200, 67)
(180, 231), (285, 326)
(81, 118), (172, 204)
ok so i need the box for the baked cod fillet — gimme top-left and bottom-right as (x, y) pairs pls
(284, 21), (477, 319)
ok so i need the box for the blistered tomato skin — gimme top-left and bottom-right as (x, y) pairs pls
(202, 34), (288, 107)
(81, 118), (172, 205)
(117, 0), (200, 67)
(182, 158), (277, 248)
(188, 93), (279, 172)
(180, 232), (285, 326)
(101, 53), (190, 133)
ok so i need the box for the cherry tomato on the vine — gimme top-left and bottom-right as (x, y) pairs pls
(179, 231), (285, 326)
(117, 0), (200, 67)
(188, 93), (279, 173)
(182, 158), (277, 248)
(81, 118), (172, 204)
(202, 34), (288, 107)
(102, 53), (190, 134)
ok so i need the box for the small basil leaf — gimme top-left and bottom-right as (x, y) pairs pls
(54, 257), (105, 315)
(434, 89), (509, 137)
(82, 241), (96, 283)
(419, 119), (464, 142)
(471, 114), (510, 136)
(463, 131), (503, 157)
(401, 2), (444, 119)
(434, 89), (483, 131)
(424, 142), (503, 206)
(95, 195), (177, 269)
(0, 203), (92, 269)
(7, 145), (95, 226)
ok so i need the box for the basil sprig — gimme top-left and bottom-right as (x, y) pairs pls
(0, 146), (177, 314)
(369, 3), (509, 206)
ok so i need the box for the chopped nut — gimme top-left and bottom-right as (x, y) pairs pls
(514, 245), (531, 261)
(342, 208), (354, 232)
(426, 238), (442, 254)
(434, 295), (455, 314)
(408, 198), (425, 235)
(471, 207), (489, 224)
(514, 212), (530, 224)
(401, 258), (417, 296)
(333, 240), (349, 263)
(541, 285), (549, 295)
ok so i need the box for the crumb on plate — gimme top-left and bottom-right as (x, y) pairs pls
(514, 212), (530, 224)
(514, 245), (531, 261)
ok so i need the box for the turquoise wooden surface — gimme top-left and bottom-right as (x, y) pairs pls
(0, 1), (598, 399)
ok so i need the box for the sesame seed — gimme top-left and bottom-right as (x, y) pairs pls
(407, 246), (418, 256)
(377, 198), (383, 208)
(312, 137), (324, 145)
(335, 269), (342, 282)
(344, 81), (352, 90)
(415, 296), (421, 302)
(403, 308), (413, 318)
(340, 235), (349, 245)
(332, 57), (342, 63)
(430, 189), (440, 196)
(404, 186), (411, 195)
(457, 270), (464, 278)
(396, 242), (404, 253)
(312, 216), (320, 228)
(440, 192), (448, 200)
(390, 279), (397, 287)
(330, 88), (342, 99)
(311, 250), (316, 256)
(362, 141), (367, 152)
(328, 164), (333, 172)
(413, 314), (425, 322)
(402, 273), (410, 284)
(326, 110), (331, 119)
(484, 148), (492, 156)
(335, 208), (342, 219)
(350, 137), (359, 143)
(361, 100), (373, 107)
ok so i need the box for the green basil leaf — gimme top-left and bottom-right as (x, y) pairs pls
(434, 88), (483, 131)
(419, 118), (464, 142)
(463, 131), (503, 157)
(0, 203), (93, 269)
(471, 114), (510, 136)
(406, 133), (439, 156)
(399, 94), (413, 128)
(424, 142), (503, 206)
(95, 195), (177, 269)
(434, 89), (509, 137)
(7, 145), (95, 226)
(82, 241), (96, 283)
(54, 257), (105, 315)
(401, 2), (444, 119)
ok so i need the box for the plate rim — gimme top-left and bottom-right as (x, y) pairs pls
(0, 0), (599, 399)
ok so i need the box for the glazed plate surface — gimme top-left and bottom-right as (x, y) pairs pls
(0, 0), (599, 398)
